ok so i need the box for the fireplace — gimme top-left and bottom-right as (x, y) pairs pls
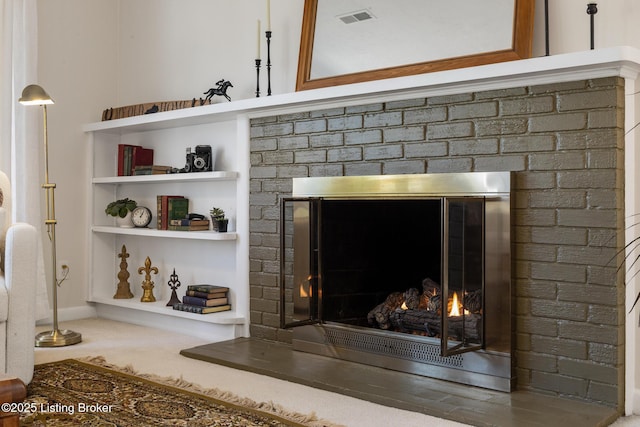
(280, 172), (513, 391)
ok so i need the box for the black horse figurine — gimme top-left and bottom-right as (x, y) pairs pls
(203, 80), (233, 102)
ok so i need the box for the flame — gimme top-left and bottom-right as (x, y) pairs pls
(299, 276), (313, 298)
(401, 302), (408, 310)
(449, 292), (461, 317)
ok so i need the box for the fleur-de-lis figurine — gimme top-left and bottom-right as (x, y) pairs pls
(138, 256), (159, 302)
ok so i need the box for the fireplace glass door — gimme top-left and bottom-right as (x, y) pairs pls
(280, 196), (486, 357)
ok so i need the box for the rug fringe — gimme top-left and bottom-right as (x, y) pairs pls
(77, 356), (345, 427)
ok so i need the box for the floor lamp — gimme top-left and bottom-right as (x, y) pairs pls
(19, 84), (82, 347)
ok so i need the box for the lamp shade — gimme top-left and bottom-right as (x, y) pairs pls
(19, 84), (54, 106)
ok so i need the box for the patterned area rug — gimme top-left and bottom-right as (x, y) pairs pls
(20, 357), (340, 427)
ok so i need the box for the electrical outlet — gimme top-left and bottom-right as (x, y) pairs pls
(58, 260), (70, 280)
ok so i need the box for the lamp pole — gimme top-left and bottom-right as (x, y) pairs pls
(20, 84), (81, 347)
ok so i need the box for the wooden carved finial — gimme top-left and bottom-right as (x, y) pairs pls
(114, 245), (134, 299)
(138, 256), (159, 302)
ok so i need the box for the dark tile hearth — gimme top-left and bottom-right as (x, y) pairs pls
(180, 338), (618, 427)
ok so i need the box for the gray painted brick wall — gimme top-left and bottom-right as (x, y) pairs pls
(248, 77), (625, 408)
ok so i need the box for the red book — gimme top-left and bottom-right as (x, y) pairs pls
(130, 147), (154, 175)
(117, 144), (138, 176)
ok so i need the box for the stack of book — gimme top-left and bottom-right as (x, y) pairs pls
(134, 165), (172, 175)
(168, 218), (210, 231)
(173, 284), (231, 314)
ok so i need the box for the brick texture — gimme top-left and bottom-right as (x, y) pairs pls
(248, 77), (625, 408)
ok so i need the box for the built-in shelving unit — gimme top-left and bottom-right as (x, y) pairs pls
(85, 104), (250, 341)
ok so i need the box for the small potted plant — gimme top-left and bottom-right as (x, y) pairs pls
(209, 207), (228, 232)
(105, 198), (137, 228)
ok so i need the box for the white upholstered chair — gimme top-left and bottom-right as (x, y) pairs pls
(0, 170), (37, 384)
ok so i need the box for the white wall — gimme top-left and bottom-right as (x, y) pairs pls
(36, 0), (640, 313)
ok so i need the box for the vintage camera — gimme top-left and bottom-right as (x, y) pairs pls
(182, 145), (212, 173)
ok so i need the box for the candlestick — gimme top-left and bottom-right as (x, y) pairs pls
(267, 0), (271, 31)
(256, 19), (261, 58)
(255, 58), (261, 97)
(266, 30), (272, 96)
(586, 3), (597, 50)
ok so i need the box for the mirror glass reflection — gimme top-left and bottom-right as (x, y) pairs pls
(309, 0), (516, 80)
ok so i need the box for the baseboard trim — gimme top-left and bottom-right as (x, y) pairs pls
(36, 305), (97, 326)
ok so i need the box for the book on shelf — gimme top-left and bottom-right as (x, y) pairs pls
(186, 290), (227, 299)
(172, 303), (231, 314)
(167, 218), (210, 231)
(182, 295), (228, 307)
(168, 197), (189, 224)
(133, 165), (172, 175)
(186, 284), (230, 293)
(170, 219), (210, 226)
(117, 144), (154, 176)
(156, 195), (185, 230)
(167, 224), (209, 231)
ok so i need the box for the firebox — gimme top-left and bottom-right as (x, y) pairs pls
(280, 172), (513, 391)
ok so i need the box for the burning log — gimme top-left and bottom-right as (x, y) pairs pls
(422, 278), (441, 312)
(389, 308), (482, 341)
(464, 289), (482, 313)
(367, 292), (404, 329)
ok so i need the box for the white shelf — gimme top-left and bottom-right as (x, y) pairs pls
(88, 296), (245, 325)
(92, 225), (237, 240)
(93, 171), (238, 184)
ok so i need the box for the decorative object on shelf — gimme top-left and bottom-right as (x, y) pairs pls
(19, 84), (82, 347)
(114, 245), (134, 299)
(102, 98), (213, 121)
(256, 19), (262, 97)
(166, 268), (182, 307)
(138, 256), (159, 302)
(587, 3), (598, 50)
(210, 207), (228, 232)
(131, 206), (152, 228)
(203, 79), (233, 102)
(181, 145), (213, 173)
(105, 198), (137, 228)
(266, 31), (272, 96)
(266, 0), (272, 95)
(144, 104), (159, 114)
(544, 0), (550, 56)
(255, 58), (262, 97)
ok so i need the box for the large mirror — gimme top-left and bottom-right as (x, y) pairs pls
(296, 0), (535, 91)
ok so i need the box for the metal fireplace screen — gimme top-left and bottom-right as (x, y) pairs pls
(279, 172), (512, 391)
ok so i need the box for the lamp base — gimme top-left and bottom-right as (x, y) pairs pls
(35, 329), (82, 347)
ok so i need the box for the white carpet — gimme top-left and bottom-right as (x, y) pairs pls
(35, 317), (467, 427)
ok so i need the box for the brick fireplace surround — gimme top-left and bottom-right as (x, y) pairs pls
(245, 48), (640, 413)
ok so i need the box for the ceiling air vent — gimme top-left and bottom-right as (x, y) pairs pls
(338, 10), (375, 24)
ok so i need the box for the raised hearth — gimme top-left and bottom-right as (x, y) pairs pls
(180, 338), (619, 427)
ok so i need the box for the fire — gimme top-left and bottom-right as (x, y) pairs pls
(299, 275), (313, 298)
(401, 302), (408, 310)
(449, 292), (461, 317)
(299, 284), (310, 298)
